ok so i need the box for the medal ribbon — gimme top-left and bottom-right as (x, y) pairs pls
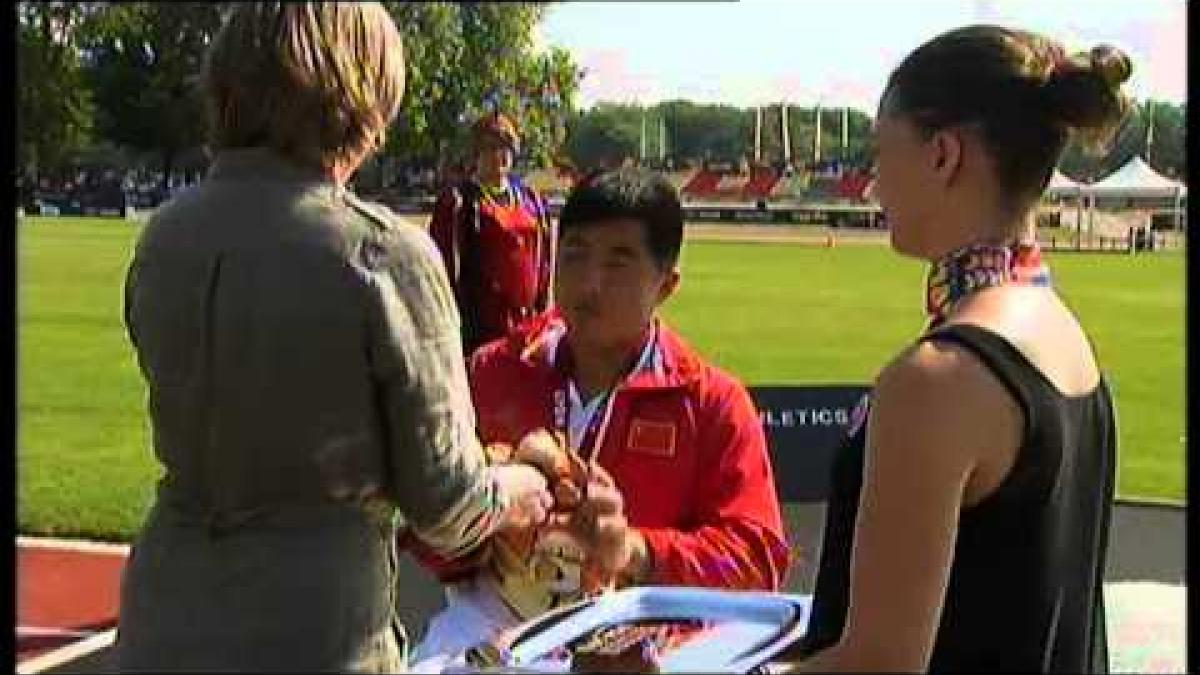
(553, 324), (659, 463)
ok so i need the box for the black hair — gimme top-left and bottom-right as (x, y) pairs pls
(880, 25), (1133, 212)
(558, 169), (684, 269)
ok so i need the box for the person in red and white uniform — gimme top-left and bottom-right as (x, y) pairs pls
(428, 112), (554, 359)
(405, 169), (789, 671)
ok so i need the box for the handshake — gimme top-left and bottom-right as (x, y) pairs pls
(487, 429), (588, 520)
(487, 430), (648, 600)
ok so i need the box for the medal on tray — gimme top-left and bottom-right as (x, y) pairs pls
(488, 429), (610, 619)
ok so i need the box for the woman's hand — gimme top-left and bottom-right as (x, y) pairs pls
(514, 429), (589, 511)
(490, 463), (553, 533)
(515, 429), (573, 481)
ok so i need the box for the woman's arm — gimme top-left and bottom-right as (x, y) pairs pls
(790, 339), (1021, 672)
(360, 220), (545, 559)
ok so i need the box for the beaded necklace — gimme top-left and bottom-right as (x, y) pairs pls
(844, 239), (1053, 445)
(925, 240), (1051, 329)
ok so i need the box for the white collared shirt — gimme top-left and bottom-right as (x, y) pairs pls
(564, 328), (658, 452)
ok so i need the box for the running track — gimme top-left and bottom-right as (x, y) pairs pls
(16, 538), (127, 673)
(15, 502), (1184, 673)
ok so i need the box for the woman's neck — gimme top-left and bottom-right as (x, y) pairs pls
(923, 222), (1051, 328)
(327, 146), (371, 187)
(928, 211), (1033, 261)
(477, 169), (506, 189)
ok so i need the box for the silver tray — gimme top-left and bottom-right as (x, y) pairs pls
(454, 586), (811, 673)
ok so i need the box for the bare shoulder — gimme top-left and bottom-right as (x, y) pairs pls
(871, 338), (1021, 469)
(950, 286), (1102, 396)
(877, 338), (1000, 407)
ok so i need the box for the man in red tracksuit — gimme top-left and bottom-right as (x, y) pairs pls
(408, 169), (788, 670)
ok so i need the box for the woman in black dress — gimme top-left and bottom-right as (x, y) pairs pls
(780, 25), (1129, 673)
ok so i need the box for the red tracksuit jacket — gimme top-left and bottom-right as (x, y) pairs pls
(408, 313), (789, 592)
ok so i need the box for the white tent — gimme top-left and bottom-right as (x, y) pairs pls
(1045, 169), (1084, 198)
(1083, 156), (1188, 232)
(1084, 156), (1187, 199)
(1043, 169), (1088, 234)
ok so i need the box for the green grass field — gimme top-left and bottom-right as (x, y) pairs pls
(17, 217), (1186, 541)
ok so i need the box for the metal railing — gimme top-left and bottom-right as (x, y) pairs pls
(1040, 228), (1185, 253)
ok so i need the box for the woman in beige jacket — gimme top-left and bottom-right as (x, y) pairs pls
(115, 4), (549, 672)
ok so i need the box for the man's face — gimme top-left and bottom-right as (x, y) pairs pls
(477, 136), (514, 178)
(555, 217), (679, 352)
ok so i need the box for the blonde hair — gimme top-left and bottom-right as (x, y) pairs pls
(202, 2), (405, 170)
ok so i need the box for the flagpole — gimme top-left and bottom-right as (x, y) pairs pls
(1145, 100), (1155, 162)
(754, 106), (763, 164)
(659, 114), (666, 164)
(640, 109), (647, 163)
(781, 102), (791, 167)
(841, 106), (849, 157)
(813, 102), (822, 165)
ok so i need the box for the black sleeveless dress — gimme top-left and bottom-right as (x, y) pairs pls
(800, 324), (1116, 673)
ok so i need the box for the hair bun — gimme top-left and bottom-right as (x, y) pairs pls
(1087, 44), (1132, 89)
(1041, 43), (1132, 151)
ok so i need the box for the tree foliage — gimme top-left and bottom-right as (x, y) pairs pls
(15, 2), (1184, 184)
(1058, 100), (1186, 181)
(384, 2), (583, 168)
(563, 98), (1184, 182)
(79, 2), (226, 187)
(563, 103), (642, 169)
(563, 102), (876, 169)
(17, 2), (99, 179)
(19, 1), (582, 181)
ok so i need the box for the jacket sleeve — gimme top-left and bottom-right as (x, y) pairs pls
(400, 342), (510, 582)
(530, 187), (555, 311)
(360, 219), (503, 560)
(399, 526), (491, 584)
(636, 377), (790, 591)
(428, 187), (461, 297)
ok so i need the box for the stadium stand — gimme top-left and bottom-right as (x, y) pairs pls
(742, 166), (781, 200)
(681, 169), (722, 199)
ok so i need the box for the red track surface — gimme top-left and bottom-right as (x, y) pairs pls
(16, 541), (127, 665)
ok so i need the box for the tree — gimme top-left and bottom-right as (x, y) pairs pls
(659, 101), (751, 165)
(17, 2), (98, 182)
(67, 1), (579, 187)
(1057, 99), (1186, 182)
(517, 45), (583, 167)
(382, 2), (583, 169)
(563, 103), (641, 169)
(561, 101), (878, 171)
(381, 1), (465, 166)
(81, 3), (227, 190)
(1143, 100), (1186, 179)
